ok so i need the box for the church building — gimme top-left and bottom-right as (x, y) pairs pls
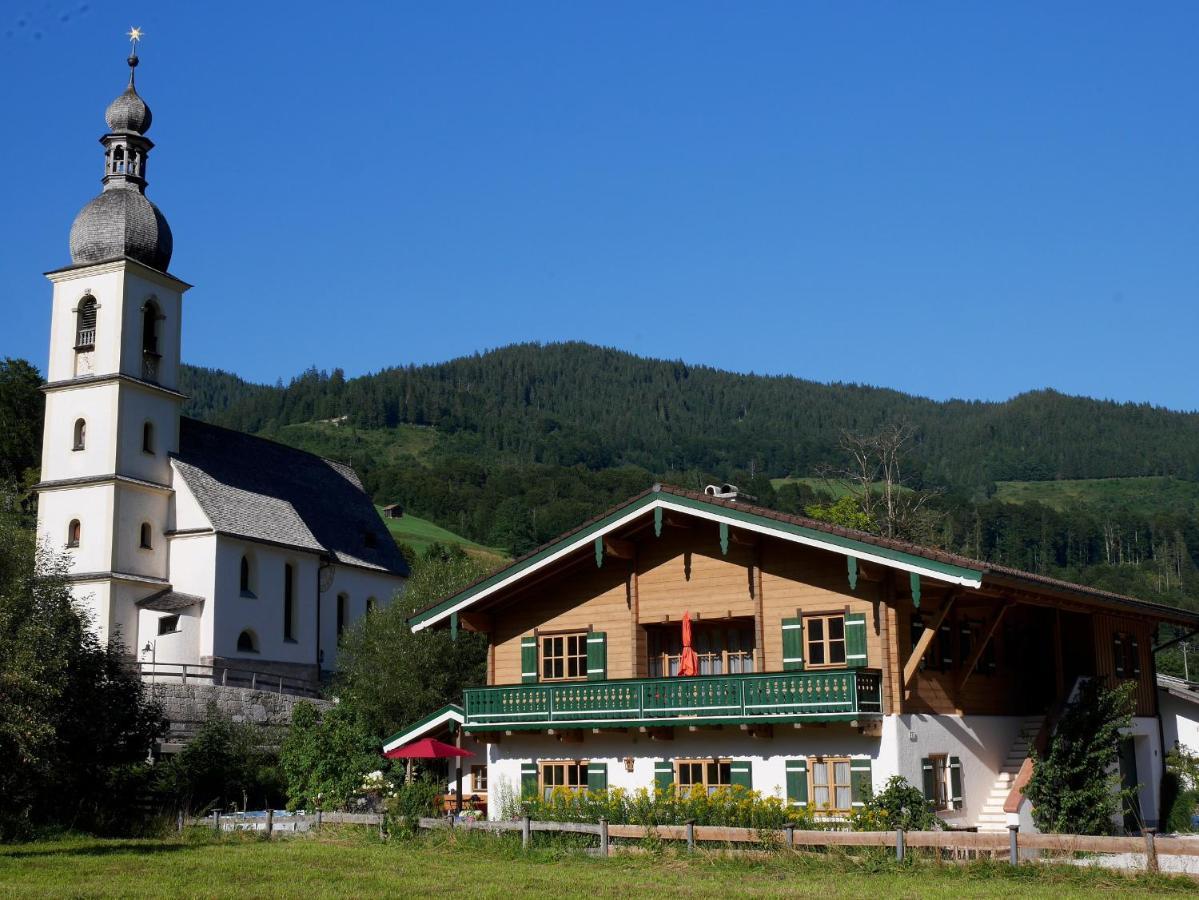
(35, 44), (408, 688)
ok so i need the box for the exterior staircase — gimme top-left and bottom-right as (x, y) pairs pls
(976, 716), (1044, 832)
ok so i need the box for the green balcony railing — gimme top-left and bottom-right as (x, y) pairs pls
(463, 668), (882, 731)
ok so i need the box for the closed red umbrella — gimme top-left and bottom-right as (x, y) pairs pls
(679, 610), (699, 677)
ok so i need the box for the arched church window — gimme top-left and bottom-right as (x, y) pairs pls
(240, 555), (255, 598)
(336, 593), (348, 638)
(283, 563), (296, 642)
(73, 419), (86, 451)
(142, 300), (160, 355)
(142, 421), (155, 454)
(139, 522), (152, 549)
(67, 520), (81, 548)
(366, 596), (377, 614)
(237, 630), (258, 653)
(75, 296), (97, 350)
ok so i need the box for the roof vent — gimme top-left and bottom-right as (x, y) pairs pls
(704, 483), (756, 503)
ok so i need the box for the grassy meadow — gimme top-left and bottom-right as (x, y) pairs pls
(0, 830), (1195, 899)
(376, 508), (507, 565)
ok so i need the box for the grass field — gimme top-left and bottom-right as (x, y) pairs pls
(993, 476), (1199, 515)
(0, 830), (1194, 899)
(377, 508), (508, 566)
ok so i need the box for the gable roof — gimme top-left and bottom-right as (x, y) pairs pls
(173, 417), (409, 576)
(408, 483), (1199, 631)
(381, 704), (464, 753)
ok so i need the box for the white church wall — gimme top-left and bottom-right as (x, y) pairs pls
(116, 387), (179, 484)
(212, 537), (322, 668)
(117, 269), (183, 390)
(39, 483), (114, 575)
(46, 266), (127, 381)
(168, 532), (218, 660)
(138, 604), (200, 663)
(1160, 687), (1199, 755)
(171, 467), (211, 531)
(69, 580), (111, 644)
(320, 565), (406, 671)
(41, 381), (120, 479)
(112, 486), (170, 578)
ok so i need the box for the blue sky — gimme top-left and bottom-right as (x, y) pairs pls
(3, 2), (1199, 409)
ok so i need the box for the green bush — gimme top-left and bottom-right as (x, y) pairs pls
(848, 776), (938, 831)
(384, 778), (441, 836)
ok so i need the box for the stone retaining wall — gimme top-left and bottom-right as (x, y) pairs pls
(150, 682), (333, 738)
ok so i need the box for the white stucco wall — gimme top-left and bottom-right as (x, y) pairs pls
(112, 485), (170, 578)
(116, 387), (180, 484)
(138, 603), (201, 663)
(320, 564), (405, 671)
(39, 483), (114, 575)
(40, 381), (121, 479)
(46, 266), (126, 382)
(486, 729), (884, 820)
(167, 533), (218, 659)
(1127, 715), (1163, 829)
(1160, 689), (1199, 755)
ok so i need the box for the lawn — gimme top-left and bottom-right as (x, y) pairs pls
(0, 830), (1194, 899)
(376, 508), (508, 565)
(993, 476), (1199, 516)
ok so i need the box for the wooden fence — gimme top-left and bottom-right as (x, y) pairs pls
(414, 816), (1199, 873)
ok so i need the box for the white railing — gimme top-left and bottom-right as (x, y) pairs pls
(135, 660), (320, 698)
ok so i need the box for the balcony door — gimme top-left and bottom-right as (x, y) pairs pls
(646, 619), (755, 677)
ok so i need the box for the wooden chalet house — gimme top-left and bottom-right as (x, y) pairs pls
(408, 484), (1196, 831)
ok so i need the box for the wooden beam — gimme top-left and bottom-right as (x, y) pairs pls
(466, 730), (502, 744)
(903, 594), (957, 691)
(603, 536), (636, 560)
(458, 611), (492, 633)
(662, 513), (691, 529)
(729, 528), (757, 547)
(956, 603), (1009, 693)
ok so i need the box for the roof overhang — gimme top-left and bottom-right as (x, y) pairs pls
(409, 490), (985, 633)
(381, 704), (464, 753)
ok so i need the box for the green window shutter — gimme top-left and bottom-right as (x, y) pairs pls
(785, 759), (808, 807)
(850, 759), (872, 808)
(730, 760), (752, 790)
(587, 631), (607, 681)
(1112, 634), (1124, 678)
(948, 756), (963, 810)
(520, 763), (538, 800)
(845, 612), (868, 668)
(587, 762), (608, 793)
(939, 623), (953, 671)
(1130, 637), (1141, 677)
(521, 636), (538, 684)
(921, 757), (935, 801)
(654, 760), (674, 792)
(782, 617), (805, 671)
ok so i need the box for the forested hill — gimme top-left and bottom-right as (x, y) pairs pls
(181, 341), (1199, 492)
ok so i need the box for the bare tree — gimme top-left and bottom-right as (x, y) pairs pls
(818, 422), (941, 541)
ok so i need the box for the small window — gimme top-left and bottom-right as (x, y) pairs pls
(676, 759), (732, 796)
(471, 765), (488, 793)
(283, 563), (296, 642)
(1113, 632), (1141, 678)
(337, 593), (348, 638)
(810, 757), (852, 813)
(239, 555), (255, 597)
(366, 596), (377, 614)
(804, 614), (847, 668)
(158, 614), (180, 636)
(237, 630), (258, 653)
(139, 522), (152, 549)
(75, 296), (97, 350)
(73, 419), (86, 451)
(539, 761), (588, 801)
(142, 421), (155, 454)
(142, 300), (160, 356)
(541, 632), (588, 681)
(67, 519), (81, 548)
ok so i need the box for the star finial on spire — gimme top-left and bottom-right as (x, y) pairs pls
(125, 27), (143, 85)
(127, 26), (144, 47)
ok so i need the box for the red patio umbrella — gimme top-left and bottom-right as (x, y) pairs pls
(679, 610), (699, 677)
(384, 738), (472, 760)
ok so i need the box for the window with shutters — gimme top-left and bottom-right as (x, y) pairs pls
(675, 759), (732, 796)
(804, 614), (846, 668)
(1113, 631), (1141, 678)
(809, 757), (852, 813)
(646, 621), (755, 677)
(928, 754), (950, 810)
(539, 761), (588, 800)
(541, 631), (588, 681)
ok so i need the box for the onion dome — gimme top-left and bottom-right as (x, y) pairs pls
(67, 44), (173, 272)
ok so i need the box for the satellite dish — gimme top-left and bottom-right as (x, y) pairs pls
(319, 564), (335, 593)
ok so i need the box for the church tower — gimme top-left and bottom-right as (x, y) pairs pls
(37, 38), (188, 650)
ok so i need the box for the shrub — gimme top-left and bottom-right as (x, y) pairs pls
(384, 777), (441, 836)
(279, 702), (384, 811)
(848, 776), (938, 831)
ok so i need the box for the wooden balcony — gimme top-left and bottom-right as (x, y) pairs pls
(462, 668), (882, 732)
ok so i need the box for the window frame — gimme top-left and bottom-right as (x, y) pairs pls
(928, 753), (950, 811)
(139, 522), (153, 550)
(158, 614), (180, 636)
(647, 621), (756, 678)
(809, 756), (853, 814)
(674, 758), (733, 796)
(73, 418), (86, 451)
(803, 612), (848, 669)
(538, 760), (589, 801)
(142, 420), (155, 455)
(471, 765), (488, 793)
(336, 593), (348, 638)
(539, 629), (590, 682)
(239, 555), (256, 598)
(236, 629), (258, 653)
(67, 519), (81, 549)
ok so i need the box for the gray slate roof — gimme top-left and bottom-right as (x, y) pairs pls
(137, 588), (205, 611)
(173, 418), (409, 576)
